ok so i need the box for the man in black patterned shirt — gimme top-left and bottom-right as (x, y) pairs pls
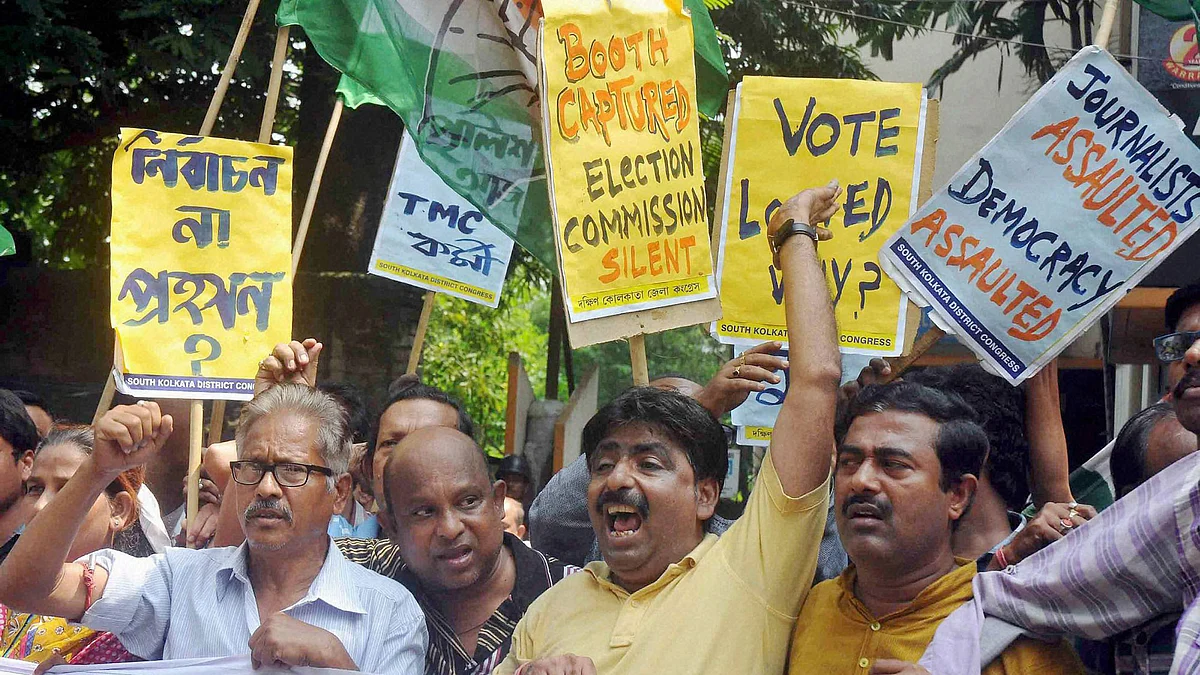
(338, 427), (575, 675)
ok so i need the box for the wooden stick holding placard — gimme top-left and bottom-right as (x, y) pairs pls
(407, 291), (438, 375)
(186, 401), (203, 548)
(1093, 0), (1121, 47)
(629, 334), (650, 386)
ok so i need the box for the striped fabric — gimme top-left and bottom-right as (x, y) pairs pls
(919, 449), (1200, 675)
(82, 539), (428, 675)
(337, 533), (578, 675)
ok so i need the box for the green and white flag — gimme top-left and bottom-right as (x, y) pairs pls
(278, 0), (728, 268)
(0, 225), (14, 257)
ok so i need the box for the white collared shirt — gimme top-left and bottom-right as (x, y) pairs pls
(83, 538), (427, 674)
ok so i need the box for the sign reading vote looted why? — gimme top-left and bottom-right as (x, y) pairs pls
(110, 129), (293, 399)
(714, 78), (927, 355)
(881, 47), (1200, 384)
(369, 131), (515, 308)
(540, 0), (716, 322)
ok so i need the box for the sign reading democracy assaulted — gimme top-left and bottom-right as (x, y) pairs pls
(110, 129), (293, 400)
(540, 0), (717, 322)
(714, 78), (927, 355)
(369, 131), (515, 308)
(881, 47), (1200, 384)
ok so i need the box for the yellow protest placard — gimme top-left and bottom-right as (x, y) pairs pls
(714, 78), (926, 355)
(110, 128), (293, 400)
(540, 0), (716, 322)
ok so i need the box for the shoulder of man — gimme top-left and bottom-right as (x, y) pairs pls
(507, 533), (582, 609)
(334, 537), (405, 578)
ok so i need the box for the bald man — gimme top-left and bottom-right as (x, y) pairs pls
(337, 427), (576, 675)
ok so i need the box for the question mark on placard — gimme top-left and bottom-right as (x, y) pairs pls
(855, 262), (882, 320)
(184, 334), (222, 377)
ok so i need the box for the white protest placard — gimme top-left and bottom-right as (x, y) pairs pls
(368, 131), (515, 308)
(880, 47), (1200, 384)
(730, 345), (789, 447)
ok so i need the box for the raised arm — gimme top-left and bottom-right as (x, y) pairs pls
(1023, 359), (1074, 506)
(766, 182), (844, 497)
(0, 403), (173, 620)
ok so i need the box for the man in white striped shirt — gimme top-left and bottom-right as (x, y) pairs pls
(0, 384), (427, 674)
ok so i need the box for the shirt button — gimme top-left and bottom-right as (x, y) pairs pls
(859, 657), (870, 669)
(870, 621), (881, 631)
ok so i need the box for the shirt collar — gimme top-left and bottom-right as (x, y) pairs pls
(838, 557), (977, 623)
(214, 537), (366, 615)
(584, 533), (717, 598)
(506, 532), (557, 610)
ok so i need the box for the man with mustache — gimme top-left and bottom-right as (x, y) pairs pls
(787, 381), (1083, 674)
(0, 384), (427, 673)
(0, 390), (37, 564)
(340, 426), (575, 675)
(495, 183), (845, 675)
(916, 282), (1200, 675)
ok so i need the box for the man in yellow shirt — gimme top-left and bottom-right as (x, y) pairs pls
(495, 184), (845, 675)
(787, 381), (1084, 675)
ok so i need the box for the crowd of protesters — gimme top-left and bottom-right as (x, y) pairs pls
(0, 184), (1197, 675)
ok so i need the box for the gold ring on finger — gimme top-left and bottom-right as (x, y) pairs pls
(732, 366), (742, 378)
(1067, 508), (1079, 520)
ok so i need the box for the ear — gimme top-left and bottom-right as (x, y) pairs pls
(947, 473), (978, 524)
(17, 450), (33, 482)
(492, 479), (508, 519)
(109, 491), (137, 532)
(332, 473), (353, 516)
(517, 523), (527, 540)
(695, 477), (720, 521)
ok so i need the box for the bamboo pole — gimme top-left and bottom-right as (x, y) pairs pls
(1093, 0), (1121, 48)
(883, 327), (946, 383)
(200, 0), (262, 136)
(258, 26), (290, 144)
(185, 401), (203, 549)
(292, 98), (344, 275)
(92, 372), (117, 425)
(407, 291), (438, 375)
(629, 334), (649, 386)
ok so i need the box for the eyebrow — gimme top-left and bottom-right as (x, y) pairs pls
(591, 441), (676, 465)
(836, 446), (916, 461)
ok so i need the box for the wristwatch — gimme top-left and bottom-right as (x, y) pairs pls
(770, 219), (819, 268)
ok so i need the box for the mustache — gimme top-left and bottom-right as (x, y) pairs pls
(595, 488), (649, 519)
(841, 493), (892, 521)
(1173, 367), (1200, 400)
(244, 499), (293, 523)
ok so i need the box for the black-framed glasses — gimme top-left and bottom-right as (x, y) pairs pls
(229, 461), (334, 488)
(1153, 330), (1200, 362)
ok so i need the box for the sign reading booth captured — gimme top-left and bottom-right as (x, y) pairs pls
(881, 47), (1200, 384)
(540, 0), (716, 322)
(714, 78), (927, 355)
(369, 131), (515, 308)
(110, 129), (293, 399)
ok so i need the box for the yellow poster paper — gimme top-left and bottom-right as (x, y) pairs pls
(110, 128), (293, 400)
(540, 0), (716, 322)
(714, 78), (926, 355)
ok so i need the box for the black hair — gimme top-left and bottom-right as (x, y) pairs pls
(1166, 282), (1200, 333)
(368, 376), (475, 481)
(906, 365), (1029, 510)
(11, 390), (51, 420)
(842, 381), (990, 492)
(582, 387), (727, 492)
(1111, 402), (1176, 499)
(318, 382), (372, 444)
(0, 389), (38, 461)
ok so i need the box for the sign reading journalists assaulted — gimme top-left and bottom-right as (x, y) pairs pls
(369, 131), (515, 308)
(110, 129), (293, 399)
(715, 78), (927, 355)
(881, 47), (1200, 385)
(540, 0), (716, 322)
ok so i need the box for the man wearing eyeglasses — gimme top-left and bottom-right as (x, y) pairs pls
(0, 384), (427, 673)
(1159, 283), (1200, 435)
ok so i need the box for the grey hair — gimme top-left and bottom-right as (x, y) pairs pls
(236, 384), (351, 492)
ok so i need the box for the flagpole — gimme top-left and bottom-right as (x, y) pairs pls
(629, 334), (649, 386)
(186, 401), (204, 549)
(407, 291), (438, 375)
(292, 98), (344, 275)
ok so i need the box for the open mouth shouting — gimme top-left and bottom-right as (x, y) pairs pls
(595, 489), (649, 545)
(606, 503), (644, 538)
